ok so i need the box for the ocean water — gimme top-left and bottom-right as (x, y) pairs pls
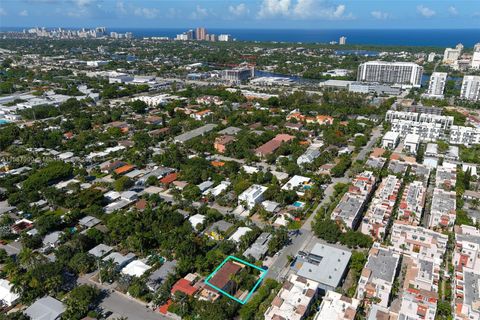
(114, 28), (480, 47)
(1, 27), (479, 47)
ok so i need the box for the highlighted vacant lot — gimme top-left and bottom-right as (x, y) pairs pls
(205, 255), (268, 304)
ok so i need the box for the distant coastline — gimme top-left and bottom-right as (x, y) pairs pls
(1, 27), (479, 47)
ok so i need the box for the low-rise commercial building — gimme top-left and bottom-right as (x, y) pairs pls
(291, 243), (351, 293)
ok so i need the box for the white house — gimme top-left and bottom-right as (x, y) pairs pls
(238, 184), (268, 209)
(404, 134), (420, 154)
(228, 227), (252, 243)
(0, 279), (20, 307)
(382, 131), (400, 149)
(121, 260), (152, 278)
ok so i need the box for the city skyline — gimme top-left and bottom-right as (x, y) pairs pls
(0, 0), (479, 29)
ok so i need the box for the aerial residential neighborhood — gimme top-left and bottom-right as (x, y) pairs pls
(0, 1), (479, 320)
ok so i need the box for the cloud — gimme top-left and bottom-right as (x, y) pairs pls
(22, 0), (59, 3)
(417, 5), (435, 18)
(229, 3), (249, 16)
(448, 6), (458, 15)
(371, 10), (389, 20)
(116, 1), (127, 15)
(258, 0), (351, 20)
(134, 7), (159, 19)
(167, 7), (178, 18)
(66, 0), (97, 17)
(73, 0), (94, 7)
(258, 0), (291, 18)
(0, 7), (6, 16)
(19, 10), (29, 16)
(190, 5), (209, 19)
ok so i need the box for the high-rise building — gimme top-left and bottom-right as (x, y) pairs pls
(186, 29), (194, 40)
(357, 61), (424, 87)
(474, 43), (480, 53)
(339, 36), (347, 45)
(195, 27), (206, 41)
(443, 44), (463, 64)
(427, 52), (436, 62)
(426, 72), (448, 98)
(218, 34), (232, 42)
(471, 52), (480, 70)
(460, 75), (480, 101)
(221, 66), (254, 83)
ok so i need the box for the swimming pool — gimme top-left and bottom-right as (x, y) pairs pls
(293, 201), (305, 208)
(0, 119), (10, 125)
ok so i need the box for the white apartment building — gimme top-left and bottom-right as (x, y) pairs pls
(443, 45), (463, 64)
(404, 133), (420, 154)
(397, 286), (437, 320)
(313, 291), (359, 320)
(454, 225), (480, 276)
(331, 171), (377, 230)
(385, 110), (480, 145)
(390, 221), (448, 267)
(426, 72), (448, 98)
(429, 188), (457, 229)
(360, 175), (401, 240)
(356, 244), (400, 308)
(218, 34), (232, 42)
(385, 111), (454, 130)
(388, 117), (447, 143)
(460, 75), (480, 101)
(238, 184), (268, 209)
(385, 110), (419, 122)
(389, 120), (479, 146)
(403, 254), (441, 296)
(381, 131), (400, 149)
(357, 61), (423, 87)
(472, 52), (480, 69)
(398, 181), (426, 226)
(450, 126), (480, 146)
(435, 164), (457, 191)
(453, 225), (480, 320)
(264, 274), (319, 320)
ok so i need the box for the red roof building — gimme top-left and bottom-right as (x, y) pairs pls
(255, 134), (295, 157)
(209, 261), (242, 293)
(160, 172), (178, 185)
(171, 278), (198, 296)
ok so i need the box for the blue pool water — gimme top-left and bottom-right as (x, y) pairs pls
(293, 201), (305, 208)
(0, 119), (10, 125)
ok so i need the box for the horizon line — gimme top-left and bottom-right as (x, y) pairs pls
(2, 26), (480, 31)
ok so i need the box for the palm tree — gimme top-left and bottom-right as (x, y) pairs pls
(18, 248), (43, 270)
(45, 275), (62, 295)
(228, 273), (241, 295)
(471, 198), (479, 210)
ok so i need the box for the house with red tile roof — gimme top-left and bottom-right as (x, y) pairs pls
(255, 134), (295, 158)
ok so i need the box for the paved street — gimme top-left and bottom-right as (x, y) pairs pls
(266, 125), (382, 281)
(356, 127), (382, 161)
(79, 275), (168, 320)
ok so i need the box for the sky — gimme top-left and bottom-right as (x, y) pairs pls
(0, 0), (479, 29)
